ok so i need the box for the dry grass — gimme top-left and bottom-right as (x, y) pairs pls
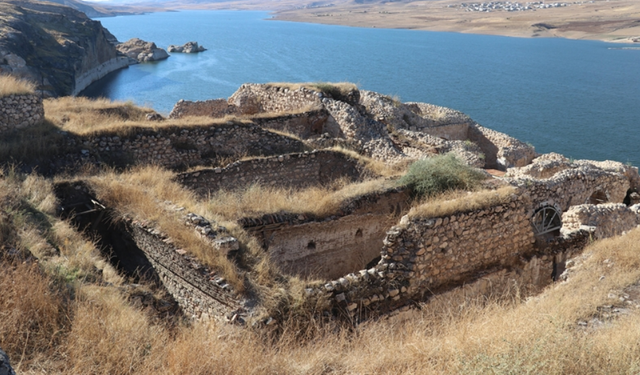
(0, 259), (68, 371)
(329, 146), (410, 178)
(5, 224), (640, 374)
(44, 96), (256, 136)
(206, 178), (396, 221)
(83, 166), (262, 293)
(408, 185), (516, 219)
(4, 165), (640, 373)
(0, 74), (35, 97)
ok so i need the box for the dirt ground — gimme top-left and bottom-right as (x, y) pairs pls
(174, 0), (640, 43)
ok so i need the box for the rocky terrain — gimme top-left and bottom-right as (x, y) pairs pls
(167, 41), (206, 53)
(117, 38), (169, 62)
(40, 0), (148, 18)
(0, 0), (132, 96)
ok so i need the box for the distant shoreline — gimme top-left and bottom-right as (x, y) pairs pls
(155, 0), (640, 44)
(269, 0), (640, 45)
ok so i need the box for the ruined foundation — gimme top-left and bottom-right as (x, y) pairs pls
(34, 82), (640, 326)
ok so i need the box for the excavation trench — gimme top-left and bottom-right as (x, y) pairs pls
(54, 181), (158, 282)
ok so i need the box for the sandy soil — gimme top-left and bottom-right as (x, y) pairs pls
(272, 0), (640, 42)
(170, 0), (640, 43)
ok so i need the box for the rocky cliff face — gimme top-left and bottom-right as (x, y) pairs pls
(0, 0), (131, 97)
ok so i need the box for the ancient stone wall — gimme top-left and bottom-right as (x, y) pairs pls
(467, 123), (537, 170)
(0, 94), (43, 133)
(177, 150), (366, 196)
(128, 221), (242, 320)
(252, 109), (334, 138)
(169, 99), (235, 119)
(304, 192), (538, 319)
(395, 193), (535, 295)
(432, 229), (589, 307)
(507, 164), (631, 213)
(303, 190), (608, 322)
(67, 122), (306, 170)
(562, 203), (640, 240)
(229, 84), (322, 115)
(242, 188), (410, 280)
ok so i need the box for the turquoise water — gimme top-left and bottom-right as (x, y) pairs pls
(84, 11), (640, 165)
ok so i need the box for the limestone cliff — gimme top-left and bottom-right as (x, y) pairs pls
(0, 0), (131, 97)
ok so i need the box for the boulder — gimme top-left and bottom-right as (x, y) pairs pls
(167, 41), (206, 53)
(0, 347), (15, 375)
(117, 38), (169, 63)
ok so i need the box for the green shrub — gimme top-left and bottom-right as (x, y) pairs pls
(398, 153), (486, 198)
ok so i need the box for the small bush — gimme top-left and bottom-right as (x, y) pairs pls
(311, 82), (358, 100)
(398, 153), (486, 198)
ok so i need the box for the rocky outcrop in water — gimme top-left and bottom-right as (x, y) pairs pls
(0, 0), (132, 97)
(167, 41), (206, 53)
(117, 38), (169, 63)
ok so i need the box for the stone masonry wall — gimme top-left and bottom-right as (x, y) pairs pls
(467, 123), (537, 170)
(562, 203), (640, 240)
(305, 192), (537, 320)
(396, 193), (535, 296)
(169, 99), (235, 119)
(252, 109), (333, 138)
(67, 122), (306, 170)
(229, 84), (323, 115)
(177, 150), (366, 196)
(242, 188), (410, 280)
(128, 221), (243, 320)
(0, 94), (43, 133)
(506, 165), (631, 213)
(170, 84), (323, 119)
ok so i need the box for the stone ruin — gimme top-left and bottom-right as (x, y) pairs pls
(31, 82), (640, 324)
(0, 93), (43, 133)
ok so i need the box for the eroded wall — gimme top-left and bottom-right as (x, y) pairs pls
(229, 84), (322, 115)
(128, 220), (243, 320)
(562, 203), (640, 240)
(467, 123), (537, 170)
(305, 190), (599, 322)
(177, 150), (366, 195)
(507, 164), (631, 212)
(67, 122), (306, 170)
(243, 188), (410, 280)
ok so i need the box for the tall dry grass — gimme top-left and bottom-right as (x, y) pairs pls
(0, 260), (68, 369)
(43, 96), (258, 136)
(0, 74), (35, 97)
(4, 167), (640, 373)
(206, 178), (397, 221)
(408, 185), (516, 219)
